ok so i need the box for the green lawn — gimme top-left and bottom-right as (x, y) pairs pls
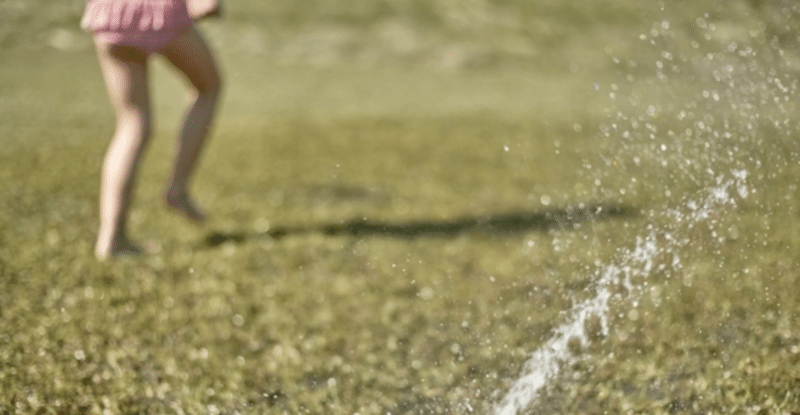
(2, 0), (800, 414)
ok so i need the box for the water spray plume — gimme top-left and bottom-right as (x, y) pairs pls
(495, 171), (748, 415)
(493, 1), (795, 411)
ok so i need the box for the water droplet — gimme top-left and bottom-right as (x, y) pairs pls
(419, 287), (434, 300)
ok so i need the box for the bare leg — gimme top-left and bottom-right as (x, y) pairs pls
(94, 42), (151, 258)
(158, 27), (222, 222)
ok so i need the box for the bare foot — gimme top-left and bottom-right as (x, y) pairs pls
(95, 238), (143, 259)
(165, 189), (206, 223)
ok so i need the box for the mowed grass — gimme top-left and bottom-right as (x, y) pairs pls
(3, 0), (800, 414)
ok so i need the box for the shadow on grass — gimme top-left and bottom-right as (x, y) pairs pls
(202, 204), (636, 248)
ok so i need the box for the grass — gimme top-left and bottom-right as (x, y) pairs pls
(2, 0), (800, 414)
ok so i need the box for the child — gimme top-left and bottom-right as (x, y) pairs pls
(81, 0), (222, 258)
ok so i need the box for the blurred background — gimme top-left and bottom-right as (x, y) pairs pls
(3, 1), (800, 414)
(8, 0), (793, 71)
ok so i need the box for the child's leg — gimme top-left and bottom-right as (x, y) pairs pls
(93, 42), (152, 258)
(158, 27), (222, 222)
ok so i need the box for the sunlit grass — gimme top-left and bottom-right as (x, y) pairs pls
(3, 0), (800, 414)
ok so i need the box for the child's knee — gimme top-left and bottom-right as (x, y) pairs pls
(189, 58), (222, 97)
(199, 70), (222, 98)
(118, 113), (152, 143)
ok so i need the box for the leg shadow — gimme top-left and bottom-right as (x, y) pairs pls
(202, 204), (636, 248)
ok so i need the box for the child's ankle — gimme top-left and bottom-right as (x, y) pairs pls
(164, 189), (206, 222)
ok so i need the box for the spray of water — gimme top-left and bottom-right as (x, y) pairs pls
(494, 2), (798, 413)
(494, 170), (748, 415)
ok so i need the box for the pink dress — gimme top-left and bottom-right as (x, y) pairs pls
(81, 0), (193, 54)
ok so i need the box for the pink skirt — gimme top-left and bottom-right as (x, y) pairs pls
(81, 0), (193, 54)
